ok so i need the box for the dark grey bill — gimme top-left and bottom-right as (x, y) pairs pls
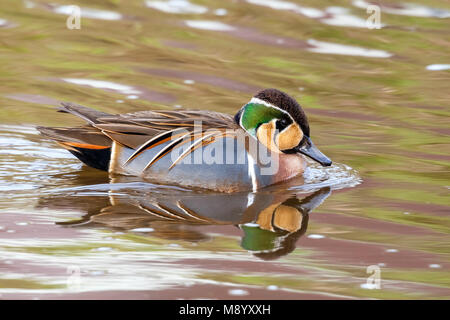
(296, 136), (332, 167)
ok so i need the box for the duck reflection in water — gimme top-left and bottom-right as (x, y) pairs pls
(39, 174), (331, 260)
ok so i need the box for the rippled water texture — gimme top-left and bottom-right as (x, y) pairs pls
(0, 0), (449, 299)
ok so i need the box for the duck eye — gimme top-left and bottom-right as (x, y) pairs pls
(276, 118), (289, 131)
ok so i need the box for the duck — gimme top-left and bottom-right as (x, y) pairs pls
(38, 88), (331, 192)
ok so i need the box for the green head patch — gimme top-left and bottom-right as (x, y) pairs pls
(240, 102), (288, 136)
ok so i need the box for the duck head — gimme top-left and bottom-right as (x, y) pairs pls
(234, 88), (332, 167)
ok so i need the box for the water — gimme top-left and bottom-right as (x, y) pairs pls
(0, 0), (449, 299)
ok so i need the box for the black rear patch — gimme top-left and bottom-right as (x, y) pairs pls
(69, 147), (111, 171)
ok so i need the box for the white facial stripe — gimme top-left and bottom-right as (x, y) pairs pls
(249, 97), (277, 108)
(240, 97), (296, 134)
(250, 98), (293, 121)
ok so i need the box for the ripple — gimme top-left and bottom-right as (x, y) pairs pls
(183, 20), (391, 58)
(0, 125), (80, 196)
(145, 0), (208, 14)
(321, 7), (378, 28)
(0, 18), (17, 28)
(295, 162), (361, 192)
(49, 181), (191, 195)
(246, 0), (373, 28)
(307, 234), (326, 239)
(52, 5), (123, 21)
(185, 20), (235, 31)
(353, 0), (450, 18)
(0, 236), (255, 294)
(60, 78), (175, 103)
(62, 78), (141, 95)
(93, 247), (114, 252)
(214, 8), (228, 16)
(228, 289), (249, 296)
(245, 0), (323, 18)
(130, 228), (155, 233)
(307, 39), (392, 58)
(0, 183), (37, 192)
(426, 64), (450, 71)
(360, 283), (379, 290)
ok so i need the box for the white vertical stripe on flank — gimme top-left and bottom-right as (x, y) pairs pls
(109, 141), (117, 173)
(247, 152), (258, 192)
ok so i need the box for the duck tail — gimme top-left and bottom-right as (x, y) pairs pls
(63, 141), (111, 171)
(38, 125), (115, 173)
(57, 102), (111, 125)
(37, 102), (114, 171)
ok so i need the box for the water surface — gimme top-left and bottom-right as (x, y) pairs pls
(0, 0), (449, 299)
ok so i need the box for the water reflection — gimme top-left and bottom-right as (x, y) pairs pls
(38, 174), (331, 260)
(240, 188), (330, 260)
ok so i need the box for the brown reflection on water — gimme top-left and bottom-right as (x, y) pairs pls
(38, 174), (331, 261)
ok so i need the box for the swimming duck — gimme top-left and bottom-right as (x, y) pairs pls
(38, 88), (331, 192)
